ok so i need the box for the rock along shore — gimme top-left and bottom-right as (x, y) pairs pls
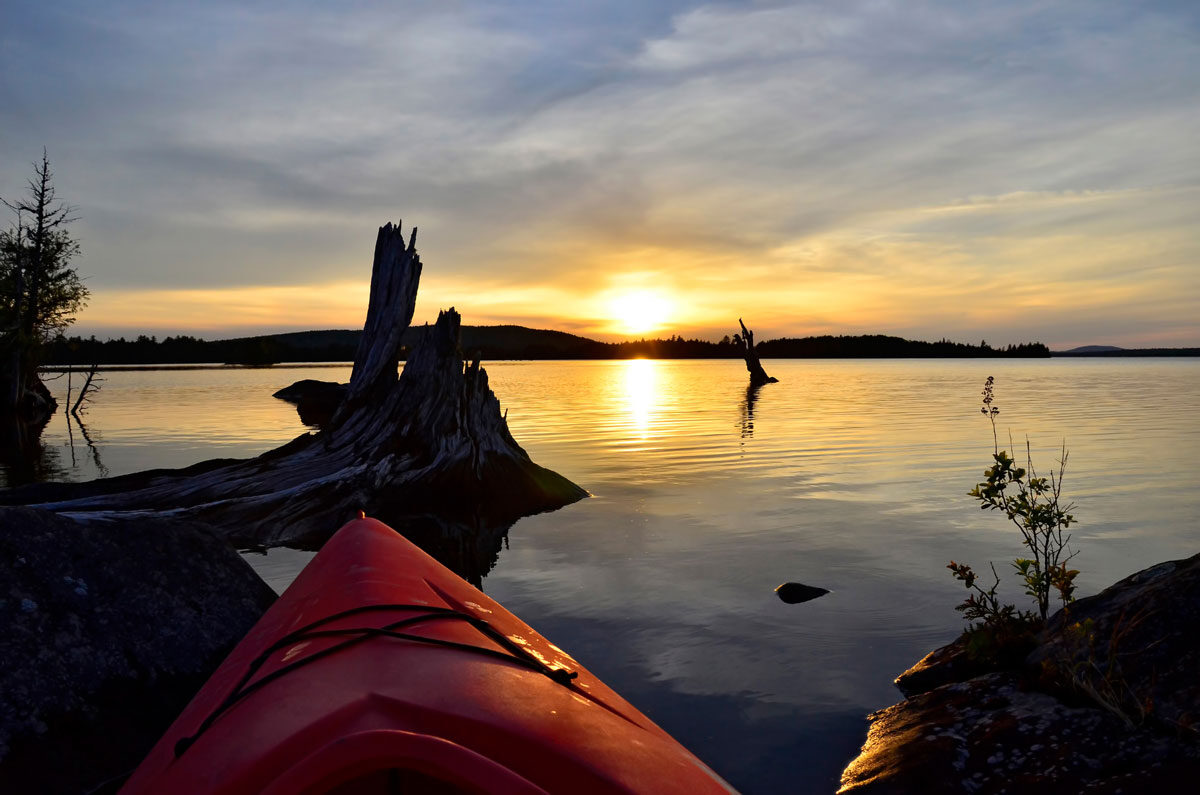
(839, 553), (1200, 794)
(0, 507), (276, 794)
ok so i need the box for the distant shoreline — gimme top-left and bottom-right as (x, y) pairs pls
(38, 326), (1198, 368)
(42, 326), (1062, 366)
(39, 362), (354, 373)
(39, 352), (1198, 374)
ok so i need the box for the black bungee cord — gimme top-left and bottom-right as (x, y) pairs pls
(173, 603), (577, 758)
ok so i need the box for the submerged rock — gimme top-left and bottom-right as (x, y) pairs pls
(840, 552), (1200, 793)
(775, 581), (830, 604)
(0, 507), (276, 793)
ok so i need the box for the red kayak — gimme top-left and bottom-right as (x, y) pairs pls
(121, 517), (735, 794)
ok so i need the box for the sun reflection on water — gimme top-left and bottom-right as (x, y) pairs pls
(623, 359), (658, 439)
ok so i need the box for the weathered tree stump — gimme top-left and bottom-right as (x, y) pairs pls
(736, 318), (777, 386)
(0, 223), (588, 545)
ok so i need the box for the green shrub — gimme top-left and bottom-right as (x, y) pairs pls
(948, 377), (1080, 655)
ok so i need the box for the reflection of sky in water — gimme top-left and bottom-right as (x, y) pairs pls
(19, 358), (1200, 793)
(23, 365), (352, 481)
(489, 358), (1200, 792)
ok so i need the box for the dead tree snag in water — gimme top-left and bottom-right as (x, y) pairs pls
(70, 362), (101, 416)
(736, 318), (777, 387)
(1, 222), (588, 545)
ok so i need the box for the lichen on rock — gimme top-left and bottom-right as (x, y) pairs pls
(840, 552), (1200, 794)
(0, 507), (276, 793)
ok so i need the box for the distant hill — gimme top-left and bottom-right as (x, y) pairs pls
(41, 326), (609, 366)
(1054, 346), (1199, 357)
(1061, 345), (1124, 353)
(175, 325), (604, 362)
(414, 324), (605, 359)
(239, 329), (361, 352)
(43, 327), (1055, 366)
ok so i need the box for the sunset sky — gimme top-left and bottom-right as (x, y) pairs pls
(2, 1), (1197, 349)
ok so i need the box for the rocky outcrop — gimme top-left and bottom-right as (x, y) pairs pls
(0, 507), (276, 794)
(840, 553), (1200, 794)
(841, 670), (1198, 794)
(1031, 555), (1200, 735)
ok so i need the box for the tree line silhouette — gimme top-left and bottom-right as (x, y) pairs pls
(41, 329), (1050, 366)
(756, 335), (1050, 358)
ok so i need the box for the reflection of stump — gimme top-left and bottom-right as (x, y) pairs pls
(740, 383), (760, 439)
(737, 318), (777, 387)
(2, 223), (588, 545)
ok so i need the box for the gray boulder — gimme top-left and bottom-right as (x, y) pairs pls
(0, 507), (276, 793)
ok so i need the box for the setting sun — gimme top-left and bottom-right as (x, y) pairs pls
(608, 290), (674, 336)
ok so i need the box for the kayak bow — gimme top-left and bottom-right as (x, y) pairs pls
(121, 517), (734, 794)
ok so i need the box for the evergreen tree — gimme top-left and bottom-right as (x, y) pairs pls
(1, 150), (88, 417)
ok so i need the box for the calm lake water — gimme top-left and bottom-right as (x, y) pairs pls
(9, 358), (1200, 793)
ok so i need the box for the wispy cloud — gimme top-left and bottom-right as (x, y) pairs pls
(2, 1), (1196, 346)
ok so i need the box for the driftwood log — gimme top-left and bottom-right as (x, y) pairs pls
(0, 223), (588, 545)
(736, 318), (777, 387)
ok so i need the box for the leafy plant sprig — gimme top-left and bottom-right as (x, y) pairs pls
(947, 560), (1035, 626)
(950, 377), (1081, 644)
(980, 375), (999, 451)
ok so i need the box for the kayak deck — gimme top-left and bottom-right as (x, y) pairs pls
(121, 517), (734, 794)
